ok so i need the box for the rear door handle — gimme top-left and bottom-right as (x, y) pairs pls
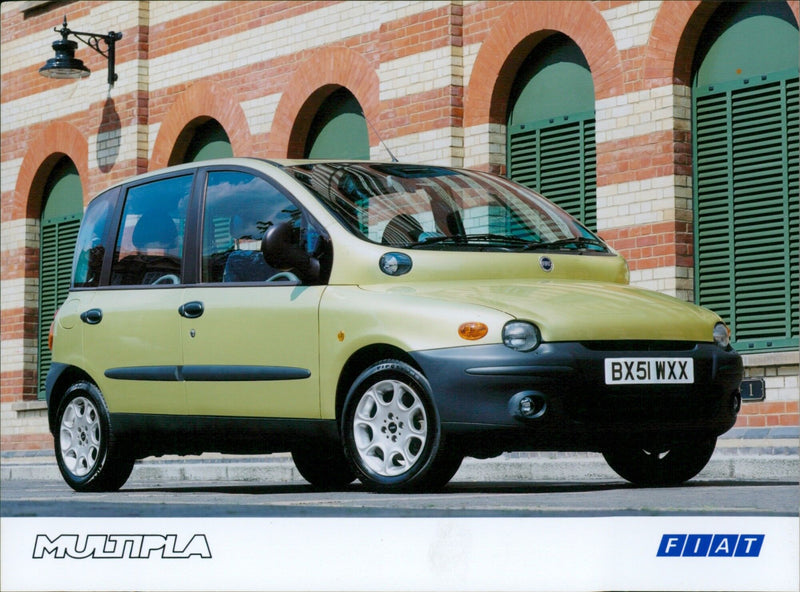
(178, 301), (204, 319)
(80, 309), (103, 325)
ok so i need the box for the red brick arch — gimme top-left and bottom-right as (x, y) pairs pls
(268, 46), (380, 158)
(464, 1), (623, 128)
(644, 0), (799, 88)
(643, 1), (719, 88)
(15, 121), (89, 219)
(150, 79), (253, 170)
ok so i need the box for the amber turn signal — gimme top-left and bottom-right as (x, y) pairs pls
(47, 310), (58, 351)
(458, 322), (488, 341)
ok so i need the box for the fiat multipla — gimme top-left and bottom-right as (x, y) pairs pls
(46, 158), (743, 492)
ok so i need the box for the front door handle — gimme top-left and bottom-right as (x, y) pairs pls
(80, 308), (103, 325)
(178, 301), (204, 319)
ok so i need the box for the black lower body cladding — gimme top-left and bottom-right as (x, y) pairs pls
(409, 342), (743, 455)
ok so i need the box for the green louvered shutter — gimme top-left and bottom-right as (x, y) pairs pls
(694, 71), (799, 352)
(38, 215), (81, 395)
(508, 112), (597, 231)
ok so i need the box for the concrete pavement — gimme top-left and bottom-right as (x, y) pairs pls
(2, 427), (797, 485)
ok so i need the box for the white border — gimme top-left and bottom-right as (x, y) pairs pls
(2, 516), (798, 591)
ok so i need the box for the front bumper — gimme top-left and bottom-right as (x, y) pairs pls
(410, 341), (743, 454)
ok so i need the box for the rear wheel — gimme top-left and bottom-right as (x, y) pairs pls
(602, 436), (717, 486)
(342, 360), (445, 491)
(54, 381), (134, 492)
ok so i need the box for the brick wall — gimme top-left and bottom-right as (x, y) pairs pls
(1, 0), (797, 452)
(737, 354), (800, 428)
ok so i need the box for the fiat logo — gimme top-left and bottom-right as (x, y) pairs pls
(539, 256), (554, 272)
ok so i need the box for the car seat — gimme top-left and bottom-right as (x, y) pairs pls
(132, 210), (179, 250)
(382, 213), (423, 246)
(222, 215), (275, 282)
(112, 210), (181, 285)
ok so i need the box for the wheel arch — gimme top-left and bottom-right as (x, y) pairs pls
(334, 343), (423, 421)
(46, 365), (97, 435)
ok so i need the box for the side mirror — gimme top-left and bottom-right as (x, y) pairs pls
(261, 221), (320, 283)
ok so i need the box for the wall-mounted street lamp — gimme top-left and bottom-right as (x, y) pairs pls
(39, 16), (123, 86)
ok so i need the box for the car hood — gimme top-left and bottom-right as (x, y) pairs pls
(363, 279), (721, 343)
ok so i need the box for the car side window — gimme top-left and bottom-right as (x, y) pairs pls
(72, 189), (116, 288)
(109, 175), (191, 286)
(202, 170), (318, 284)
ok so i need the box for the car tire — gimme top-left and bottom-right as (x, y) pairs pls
(291, 440), (355, 490)
(54, 381), (134, 492)
(342, 360), (443, 492)
(415, 445), (463, 490)
(602, 435), (717, 486)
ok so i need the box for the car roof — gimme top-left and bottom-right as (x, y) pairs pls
(99, 158), (400, 191)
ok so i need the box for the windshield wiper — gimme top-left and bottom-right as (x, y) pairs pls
(523, 236), (608, 252)
(404, 233), (607, 251)
(407, 233), (533, 248)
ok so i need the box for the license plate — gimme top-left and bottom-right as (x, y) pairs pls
(604, 358), (694, 385)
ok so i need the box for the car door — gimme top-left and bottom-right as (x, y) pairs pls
(181, 168), (325, 419)
(84, 173), (193, 416)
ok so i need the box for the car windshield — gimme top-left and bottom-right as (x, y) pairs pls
(283, 162), (607, 252)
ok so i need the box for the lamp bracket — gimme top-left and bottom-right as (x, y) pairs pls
(53, 16), (122, 85)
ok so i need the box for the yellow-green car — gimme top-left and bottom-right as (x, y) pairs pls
(46, 158), (742, 492)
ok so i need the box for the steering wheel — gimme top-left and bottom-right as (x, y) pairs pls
(266, 271), (300, 282)
(152, 274), (180, 285)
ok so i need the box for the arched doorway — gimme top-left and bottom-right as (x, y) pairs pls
(184, 119), (233, 162)
(506, 34), (597, 230)
(692, 1), (799, 352)
(37, 157), (83, 396)
(304, 88), (369, 159)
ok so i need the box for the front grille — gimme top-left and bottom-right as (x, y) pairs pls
(580, 341), (697, 352)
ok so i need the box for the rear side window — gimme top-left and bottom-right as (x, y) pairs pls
(109, 175), (192, 286)
(72, 189), (116, 288)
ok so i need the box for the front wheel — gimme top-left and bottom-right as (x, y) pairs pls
(54, 381), (134, 492)
(416, 446), (463, 490)
(602, 436), (717, 486)
(342, 360), (443, 492)
(291, 440), (355, 490)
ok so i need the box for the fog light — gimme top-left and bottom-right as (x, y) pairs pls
(515, 392), (546, 419)
(520, 397), (534, 416)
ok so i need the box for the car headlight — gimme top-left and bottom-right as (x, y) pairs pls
(503, 321), (541, 352)
(713, 322), (731, 348)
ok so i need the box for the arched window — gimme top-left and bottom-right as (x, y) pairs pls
(507, 34), (596, 230)
(184, 119), (233, 162)
(305, 88), (369, 159)
(693, 1), (799, 352)
(38, 158), (83, 396)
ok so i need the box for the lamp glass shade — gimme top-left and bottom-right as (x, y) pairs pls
(39, 38), (90, 79)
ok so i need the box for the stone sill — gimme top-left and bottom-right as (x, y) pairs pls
(18, 1), (54, 14)
(741, 351), (799, 368)
(11, 400), (47, 416)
